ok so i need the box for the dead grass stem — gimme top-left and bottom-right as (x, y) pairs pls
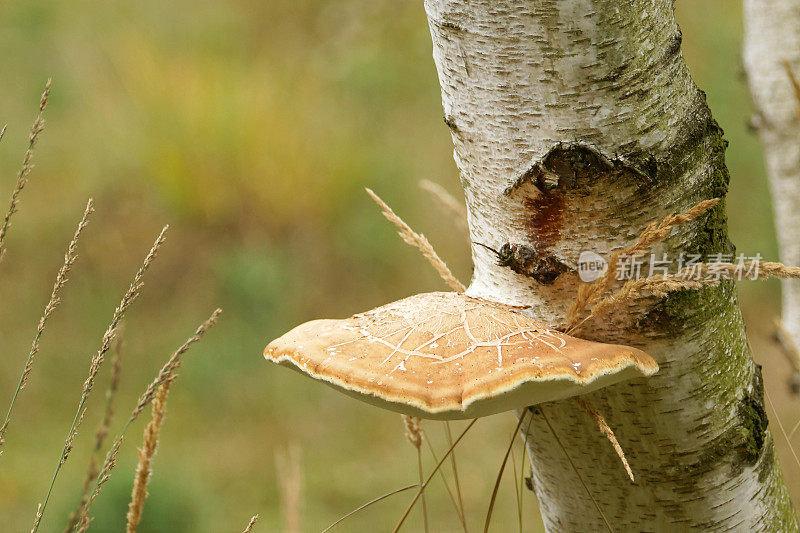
(275, 444), (303, 533)
(242, 515), (259, 533)
(63, 331), (123, 533)
(774, 319), (800, 378)
(33, 226), (168, 533)
(567, 274), (717, 334)
(574, 399), (633, 482)
(0, 199), (93, 453)
(783, 60), (800, 119)
(402, 415), (428, 530)
(539, 407), (612, 533)
(0, 79), (51, 263)
(403, 415), (423, 449)
(419, 180), (468, 231)
(366, 188), (465, 292)
(517, 410), (535, 532)
(393, 419), (478, 533)
(567, 198), (719, 328)
(510, 441), (521, 533)
(570, 259), (800, 334)
(765, 391), (800, 471)
(370, 188), (469, 530)
(73, 309), (221, 532)
(419, 430), (468, 531)
(483, 412), (528, 533)
(322, 485), (418, 533)
(400, 415), (429, 533)
(443, 421), (467, 531)
(125, 376), (172, 532)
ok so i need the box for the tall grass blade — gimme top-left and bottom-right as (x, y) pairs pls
(63, 331), (123, 533)
(0, 199), (93, 453)
(73, 309), (221, 532)
(32, 226), (168, 533)
(0, 80), (51, 263)
(322, 485), (418, 533)
(483, 411), (528, 533)
(392, 419), (478, 533)
(539, 407), (613, 532)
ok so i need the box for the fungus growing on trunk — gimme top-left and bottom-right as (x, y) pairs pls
(265, 292), (657, 420)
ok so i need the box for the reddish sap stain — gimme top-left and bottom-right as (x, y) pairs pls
(523, 191), (564, 252)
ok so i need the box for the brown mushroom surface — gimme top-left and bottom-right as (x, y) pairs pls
(265, 292), (657, 420)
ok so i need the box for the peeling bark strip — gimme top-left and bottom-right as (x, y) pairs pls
(744, 0), (800, 352)
(424, 1), (797, 530)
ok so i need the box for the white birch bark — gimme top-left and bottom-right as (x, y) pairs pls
(424, 0), (797, 530)
(744, 0), (800, 352)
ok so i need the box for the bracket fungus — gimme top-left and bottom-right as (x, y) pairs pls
(265, 292), (657, 420)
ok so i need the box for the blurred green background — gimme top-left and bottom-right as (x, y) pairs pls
(0, 1), (797, 531)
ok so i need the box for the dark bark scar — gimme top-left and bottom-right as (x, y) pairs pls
(497, 142), (651, 285)
(504, 142), (650, 197)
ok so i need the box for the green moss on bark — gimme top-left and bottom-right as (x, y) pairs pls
(694, 366), (768, 476)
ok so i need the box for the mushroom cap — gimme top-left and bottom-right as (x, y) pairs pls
(264, 292), (657, 420)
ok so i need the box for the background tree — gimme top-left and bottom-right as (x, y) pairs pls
(424, 0), (797, 529)
(744, 1), (800, 370)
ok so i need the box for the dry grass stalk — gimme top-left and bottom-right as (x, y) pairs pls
(575, 399), (634, 482)
(369, 184), (470, 531)
(0, 79), (51, 263)
(366, 188), (465, 293)
(275, 444), (303, 533)
(125, 375), (172, 532)
(419, 179), (468, 231)
(517, 411), (536, 530)
(443, 422), (466, 530)
(67, 226), (167, 448)
(242, 515), (259, 533)
(419, 429), (468, 531)
(392, 418), (478, 533)
(34, 226), (168, 533)
(568, 274), (718, 334)
(774, 319), (800, 376)
(783, 60), (800, 119)
(567, 198), (719, 328)
(538, 407), (612, 532)
(367, 187), (467, 530)
(68, 226), (169, 455)
(364, 186), (467, 530)
(400, 415), (428, 532)
(403, 415), (423, 449)
(765, 391), (800, 470)
(570, 259), (800, 334)
(132, 308), (221, 419)
(73, 309), (221, 532)
(32, 504), (42, 533)
(484, 412), (529, 532)
(737, 260), (800, 279)
(0, 198), (93, 453)
(322, 484), (419, 533)
(0, 124), (7, 143)
(510, 444), (521, 528)
(667, 260), (800, 283)
(63, 331), (123, 533)
(75, 445), (118, 533)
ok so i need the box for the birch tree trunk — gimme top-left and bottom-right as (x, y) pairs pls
(743, 0), (800, 353)
(423, 1), (797, 530)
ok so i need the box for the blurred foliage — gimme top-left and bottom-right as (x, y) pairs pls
(0, 0), (796, 531)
